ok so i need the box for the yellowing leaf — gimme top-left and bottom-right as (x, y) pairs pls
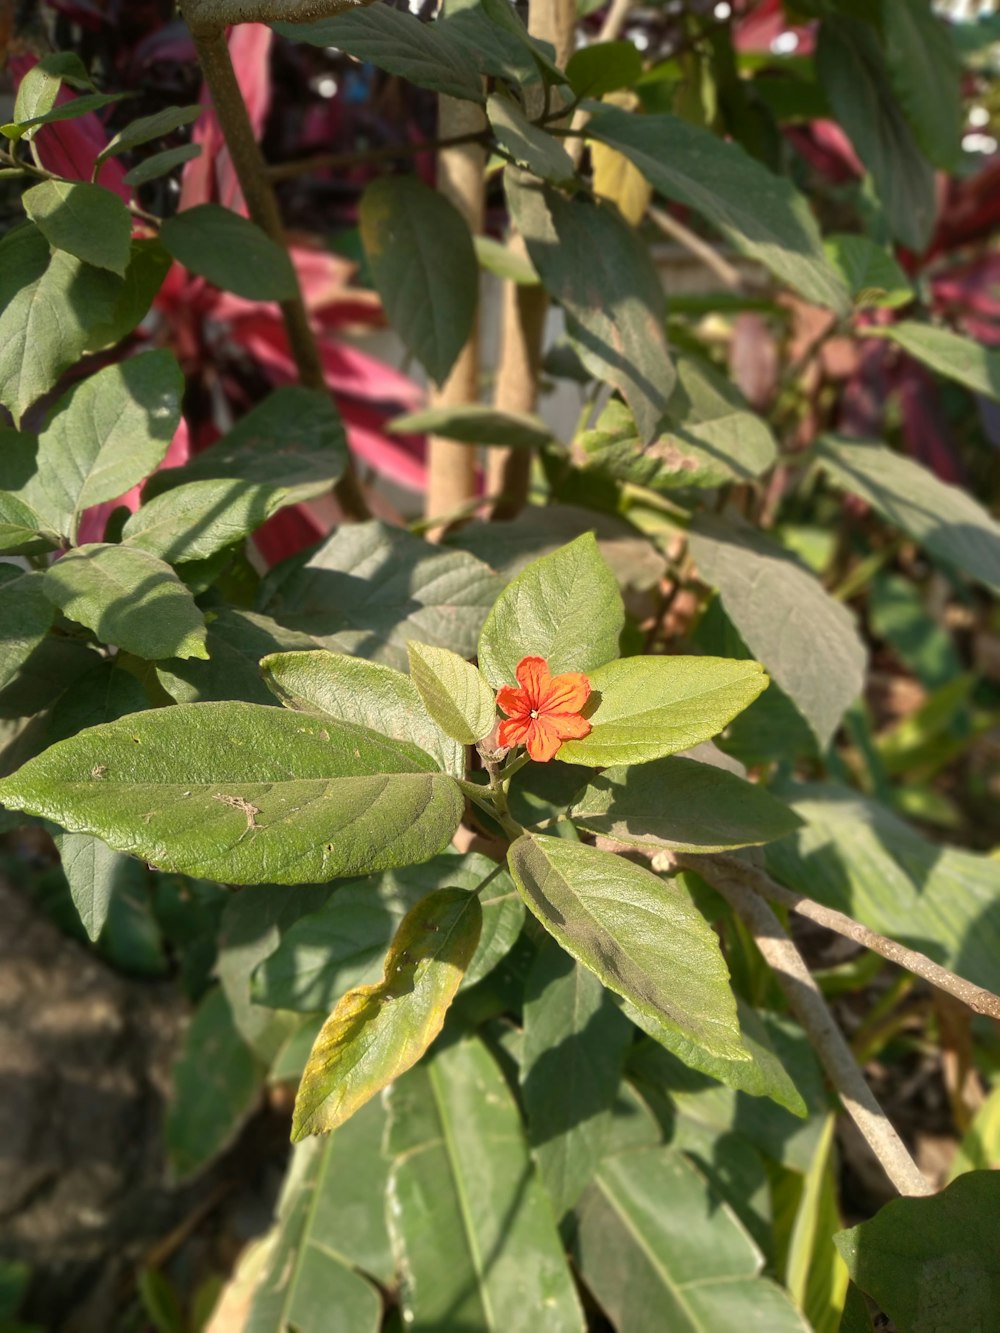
(292, 889), (482, 1140)
(592, 93), (650, 226)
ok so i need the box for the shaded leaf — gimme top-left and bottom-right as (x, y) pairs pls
(824, 234), (914, 310)
(23, 180), (132, 276)
(408, 642), (496, 745)
(882, 0), (963, 169)
(689, 514), (866, 749)
(98, 103), (201, 159)
(83, 237), (173, 354)
(0, 570), (53, 691)
(124, 479), (284, 563)
(156, 609), (318, 707)
(123, 143), (202, 187)
(487, 93), (575, 184)
(0, 702), (464, 886)
(508, 834), (746, 1061)
(478, 532), (624, 688)
(160, 204), (298, 301)
(566, 41), (643, 98)
(390, 403), (552, 449)
(292, 889), (482, 1139)
(53, 830), (131, 941)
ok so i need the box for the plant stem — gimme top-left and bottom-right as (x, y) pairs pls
(190, 24), (370, 521)
(680, 854), (933, 1197)
(265, 130), (489, 183)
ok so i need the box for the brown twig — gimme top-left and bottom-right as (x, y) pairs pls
(678, 853), (933, 1197)
(264, 129), (488, 183)
(191, 25), (370, 520)
(648, 204), (745, 293)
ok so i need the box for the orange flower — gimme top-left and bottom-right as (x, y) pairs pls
(496, 656), (592, 763)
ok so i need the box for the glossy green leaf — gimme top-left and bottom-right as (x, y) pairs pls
(487, 93), (576, 184)
(882, 0), (962, 170)
(160, 204), (298, 301)
(767, 782), (1000, 993)
(359, 175), (478, 386)
(166, 986), (264, 1180)
(145, 386), (348, 498)
(156, 609), (317, 707)
(522, 943), (632, 1217)
(43, 544), (209, 661)
(478, 532), (624, 688)
(566, 40), (643, 98)
(274, 6), (485, 102)
(575, 1146), (810, 1332)
(817, 434), (1000, 593)
(252, 852), (524, 1012)
(571, 756), (802, 852)
(53, 830), (132, 941)
(122, 143), (202, 188)
(407, 642), (496, 745)
(579, 354), (777, 491)
(386, 1036), (585, 1332)
(835, 1172), (1000, 1331)
(97, 103), (201, 160)
(246, 1105), (390, 1333)
(259, 519), (501, 672)
(36, 349), (183, 539)
(292, 889), (482, 1139)
(0, 571), (53, 691)
(865, 320), (1000, 402)
(689, 514), (866, 749)
(557, 654), (769, 767)
(23, 180), (132, 276)
(389, 403), (553, 449)
(584, 101), (850, 315)
(506, 170), (674, 442)
(0, 224), (122, 424)
(824, 234), (914, 310)
(0, 702), (464, 886)
(816, 17), (936, 253)
(261, 647), (462, 776)
(508, 834), (746, 1061)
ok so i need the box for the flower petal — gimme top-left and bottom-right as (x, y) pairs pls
(498, 715), (532, 748)
(539, 671), (592, 716)
(550, 712), (592, 741)
(514, 656), (551, 706)
(496, 683), (530, 718)
(525, 716), (563, 762)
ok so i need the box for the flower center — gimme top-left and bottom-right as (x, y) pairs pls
(529, 709), (539, 719)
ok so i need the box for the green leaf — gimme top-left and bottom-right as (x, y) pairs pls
(83, 237), (173, 354)
(292, 888), (482, 1139)
(816, 17), (936, 253)
(487, 93), (576, 184)
(252, 852), (524, 1012)
(0, 489), (51, 554)
(10, 53), (95, 129)
(97, 103), (201, 160)
(579, 354), (777, 491)
(689, 514), (866, 749)
(767, 782), (1000, 993)
(824, 234), (914, 310)
(835, 1172), (1000, 1331)
(0, 702), (464, 886)
(387, 1036), (585, 1332)
(156, 609), (318, 707)
(123, 479), (279, 563)
(359, 175), (478, 387)
(556, 654), (769, 767)
(584, 101), (850, 315)
(160, 204), (298, 301)
(0, 571), (53, 691)
(882, 0), (963, 170)
(865, 320), (1000, 402)
(508, 834), (746, 1061)
(571, 756), (802, 852)
(259, 519), (501, 672)
(48, 657), (148, 742)
(2, 91), (128, 141)
(477, 532), (625, 688)
(0, 224), (122, 425)
(52, 830), (132, 941)
(144, 386), (348, 498)
(36, 348), (183, 539)
(261, 647), (462, 776)
(522, 942), (632, 1217)
(389, 403), (553, 449)
(43, 544), (209, 661)
(22, 180), (132, 276)
(817, 434), (1000, 594)
(566, 41), (643, 98)
(407, 642), (496, 745)
(476, 0), (566, 87)
(246, 1108), (389, 1332)
(122, 143), (202, 188)
(274, 6), (485, 103)
(474, 233), (539, 285)
(575, 1146), (811, 1332)
(165, 986), (264, 1180)
(506, 170), (675, 442)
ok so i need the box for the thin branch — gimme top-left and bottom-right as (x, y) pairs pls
(191, 26), (371, 521)
(648, 204), (745, 293)
(264, 129), (488, 183)
(678, 854), (933, 1197)
(182, 0), (365, 35)
(707, 854), (1000, 1023)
